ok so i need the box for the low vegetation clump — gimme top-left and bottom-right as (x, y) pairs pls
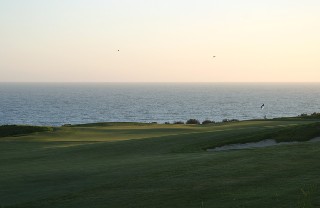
(173, 121), (184, 124)
(62, 124), (72, 127)
(0, 125), (52, 138)
(299, 112), (320, 118)
(222, 118), (239, 123)
(202, 120), (215, 125)
(186, 119), (200, 125)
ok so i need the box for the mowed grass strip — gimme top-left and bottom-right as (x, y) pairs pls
(0, 120), (320, 208)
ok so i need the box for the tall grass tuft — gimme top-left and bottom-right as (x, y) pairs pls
(298, 184), (317, 208)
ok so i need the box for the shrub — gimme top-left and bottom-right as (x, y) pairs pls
(202, 120), (215, 125)
(229, 119), (239, 122)
(186, 119), (200, 125)
(164, 122), (170, 124)
(311, 112), (320, 117)
(222, 119), (239, 123)
(173, 121), (184, 124)
(298, 112), (320, 118)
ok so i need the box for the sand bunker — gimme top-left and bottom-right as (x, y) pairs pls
(208, 137), (320, 152)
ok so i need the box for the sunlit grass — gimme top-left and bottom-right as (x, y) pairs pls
(0, 119), (320, 207)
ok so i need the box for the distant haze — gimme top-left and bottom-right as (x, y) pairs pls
(1, 0), (320, 82)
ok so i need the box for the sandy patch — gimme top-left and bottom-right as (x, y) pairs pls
(207, 137), (320, 152)
(310, 137), (320, 142)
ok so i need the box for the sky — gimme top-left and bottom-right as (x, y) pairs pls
(0, 0), (320, 82)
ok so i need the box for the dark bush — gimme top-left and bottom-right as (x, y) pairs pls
(202, 120), (215, 125)
(298, 112), (320, 118)
(311, 112), (320, 117)
(186, 119), (200, 125)
(222, 119), (239, 123)
(164, 122), (170, 124)
(173, 121), (184, 124)
(229, 119), (239, 122)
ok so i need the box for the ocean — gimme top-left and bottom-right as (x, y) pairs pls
(0, 83), (319, 126)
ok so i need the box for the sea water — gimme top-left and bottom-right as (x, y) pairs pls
(0, 83), (319, 126)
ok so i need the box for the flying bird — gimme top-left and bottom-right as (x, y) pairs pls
(261, 104), (265, 109)
(213, 56), (216, 58)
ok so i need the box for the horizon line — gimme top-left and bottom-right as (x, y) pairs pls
(1, 81), (320, 84)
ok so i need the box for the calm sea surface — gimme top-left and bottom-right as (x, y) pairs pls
(0, 83), (319, 126)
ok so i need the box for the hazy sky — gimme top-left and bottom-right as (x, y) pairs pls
(1, 0), (319, 82)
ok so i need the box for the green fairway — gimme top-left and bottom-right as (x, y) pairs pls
(1, 119), (320, 208)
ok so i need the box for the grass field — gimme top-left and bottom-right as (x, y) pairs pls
(1, 119), (320, 208)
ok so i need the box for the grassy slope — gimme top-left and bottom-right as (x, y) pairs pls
(0, 125), (52, 138)
(0, 120), (320, 208)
